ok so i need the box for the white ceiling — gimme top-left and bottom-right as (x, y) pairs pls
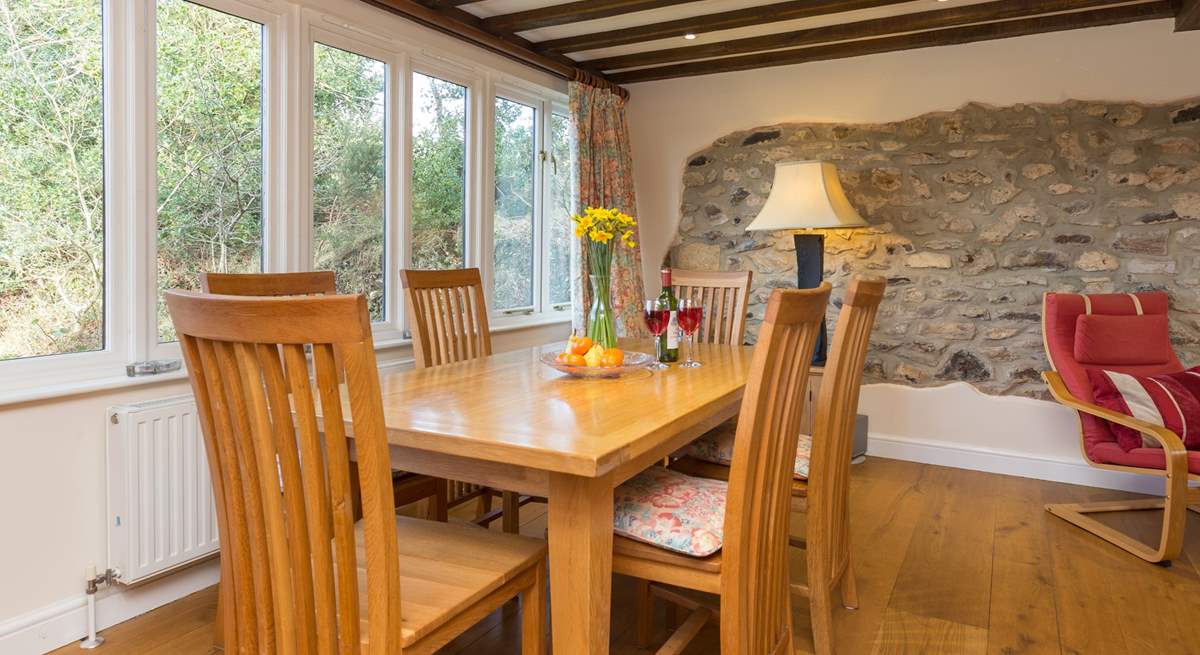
(460, 0), (1001, 66)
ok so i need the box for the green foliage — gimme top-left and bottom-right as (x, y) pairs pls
(411, 73), (466, 271)
(0, 0), (104, 360)
(492, 97), (535, 310)
(155, 0), (264, 341)
(312, 42), (385, 320)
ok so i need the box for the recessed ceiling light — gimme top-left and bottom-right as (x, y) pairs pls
(683, 33), (697, 40)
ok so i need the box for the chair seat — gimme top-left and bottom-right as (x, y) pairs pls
(614, 535), (723, 573)
(613, 466), (727, 557)
(1091, 441), (1200, 475)
(353, 515), (546, 647)
(683, 424), (811, 480)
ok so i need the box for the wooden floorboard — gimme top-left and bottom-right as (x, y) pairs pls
(48, 458), (1200, 655)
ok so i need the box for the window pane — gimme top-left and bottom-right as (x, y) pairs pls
(411, 72), (465, 270)
(156, 0), (263, 341)
(492, 97), (535, 311)
(312, 43), (385, 321)
(0, 0), (104, 361)
(548, 113), (574, 307)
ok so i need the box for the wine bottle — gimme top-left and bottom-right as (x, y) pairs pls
(657, 269), (680, 363)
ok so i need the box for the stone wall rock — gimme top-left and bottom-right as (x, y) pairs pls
(671, 99), (1200, 397)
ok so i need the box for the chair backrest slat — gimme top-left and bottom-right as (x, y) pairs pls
(670, 269), (753, 345)
(806, 277), (886, 590)
(721, 283), (830, 654)
(400, 268), (492, 369)
(168, 290), (402, 654)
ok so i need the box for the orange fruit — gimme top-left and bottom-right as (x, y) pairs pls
(563, 353), (587, 367)
(599, 349), (625, 367)
(570, 336), (594, 356)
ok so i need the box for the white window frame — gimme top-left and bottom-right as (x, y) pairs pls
(487, 85), (572, 328)
(543, 102), (574, 315)
(0, 0), (573, 402)
(301, 23), (404, 342)
(145, 0), (286, 362)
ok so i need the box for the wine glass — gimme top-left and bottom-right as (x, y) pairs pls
(643, 299), (670, 369)
(677, 298), (703, 368)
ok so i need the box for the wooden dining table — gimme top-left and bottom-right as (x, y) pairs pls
(359, 338), (754, 654)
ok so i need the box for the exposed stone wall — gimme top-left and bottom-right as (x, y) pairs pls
(671, 99), (1200, 397)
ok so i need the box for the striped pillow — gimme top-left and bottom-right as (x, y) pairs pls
(1087, 367), (1200, 451)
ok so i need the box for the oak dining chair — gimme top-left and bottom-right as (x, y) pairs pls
(670, 269), (754, 345)
(610, 283), (831, 655)
(166, 289), (548, 655)
(201, 271), (449, 523)
(669, 275), (886, 655)
(399, 267), (532, 533)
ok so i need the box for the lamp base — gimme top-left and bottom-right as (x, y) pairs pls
(794, 233), (828, 366)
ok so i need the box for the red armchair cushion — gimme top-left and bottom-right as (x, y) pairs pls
(1043, 291), (1183, 462)
(1090, 441), (1200, 474)
(1087, 367), (1200, 451)
(1073, 314), (1172, 365)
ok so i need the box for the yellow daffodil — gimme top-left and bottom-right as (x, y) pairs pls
(570, 206), (637, 248)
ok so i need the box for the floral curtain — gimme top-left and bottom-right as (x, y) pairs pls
(569, 80), (647, 338)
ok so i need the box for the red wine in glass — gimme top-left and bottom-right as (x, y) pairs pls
(677, 307), (702, 334)
(644, 299), (671, 369)
(677, 300), (703, 368)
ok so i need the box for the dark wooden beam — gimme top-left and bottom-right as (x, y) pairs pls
(360, 0), (629, 98)
(609, 1), (1174, 83)
(536, 0), (914, 54)
(1178, 0), (1200, 29)
(584, 0), (1132, 72)
(483, 0), (706, 34)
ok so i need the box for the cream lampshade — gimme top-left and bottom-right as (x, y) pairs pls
(745, 160), (867, 364)
(745, 160), (867, 231)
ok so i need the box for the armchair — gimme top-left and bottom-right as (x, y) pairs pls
(1042, 291), (1200, 564)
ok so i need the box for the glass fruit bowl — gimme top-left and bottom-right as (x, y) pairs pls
(539, 350), (655, 378)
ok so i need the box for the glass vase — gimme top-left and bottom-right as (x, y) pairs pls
(587, 273), (618, 349)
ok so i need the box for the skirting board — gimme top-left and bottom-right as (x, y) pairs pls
(867, 431), (1170, 496)
(0, 559), (219, 655)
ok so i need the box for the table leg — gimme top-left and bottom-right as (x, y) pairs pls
(547, 472), (613, 655)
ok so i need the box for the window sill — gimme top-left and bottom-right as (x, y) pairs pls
(0, 315), (573, 408)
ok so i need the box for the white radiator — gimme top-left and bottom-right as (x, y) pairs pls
(106, 395), (219, 585)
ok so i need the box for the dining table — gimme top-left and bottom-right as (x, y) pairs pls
(355, 338), (755, 654)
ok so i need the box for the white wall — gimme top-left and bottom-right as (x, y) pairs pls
(625, 18), (1200, 492)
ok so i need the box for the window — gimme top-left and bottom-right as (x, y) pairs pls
(546, 112), (574, 309)
(312, 42), (386, 321)
(492, 97), (536, 311)
(0, 1), (577, 400)
(0, 0), (104, 361)
(155, 0), (264, 341)
(410, 72), (466, 271)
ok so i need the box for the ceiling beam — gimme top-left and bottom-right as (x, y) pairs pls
(584, 0), (1133, 72)
(1178, 0), (1200, 29)
(482, 0), (706, 33)
(536, 0), (914, 54)
(609, 1), (1174, 83)
(360, 0), (629, 97)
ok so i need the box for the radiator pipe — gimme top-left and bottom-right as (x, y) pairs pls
(80, 565), (108, 649)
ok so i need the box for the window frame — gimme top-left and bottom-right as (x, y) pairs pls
(0, 0), (573, 402)
(302, 24), (402, 341)
(543, 102), (574, 315)
(145, 0), (285, 362)
(486, 84), (572, 328)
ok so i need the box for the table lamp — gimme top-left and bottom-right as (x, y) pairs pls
(746, 160), (868, 364)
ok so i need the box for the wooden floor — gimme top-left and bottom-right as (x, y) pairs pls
(51, 458), (1200, 655)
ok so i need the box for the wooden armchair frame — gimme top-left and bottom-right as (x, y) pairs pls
(1042, 370), (1200, 564)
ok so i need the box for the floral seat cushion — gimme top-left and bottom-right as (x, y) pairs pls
(683, 429), (812, 480)
(613, 466), (727, 557)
